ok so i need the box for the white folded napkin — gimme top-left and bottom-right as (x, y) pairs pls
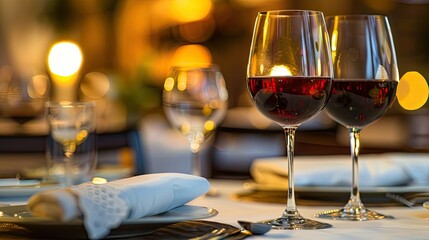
(28, 173), (210, 239)
(251, 153), (429, 187)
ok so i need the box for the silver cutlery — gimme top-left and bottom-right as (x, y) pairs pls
(190, 220), (271, 240)
(386, 192), (429, 207)
(190, 227), (241, 240)
(237, 220), (271, 235)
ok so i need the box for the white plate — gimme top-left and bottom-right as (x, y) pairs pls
(0, 179), (40, 188)
(22, 166), (133, 182)
(241, 181), (429, 205)
(0, 204), (218, 239)
(0, 183), (60, 198)
(243, 181), (429, 194)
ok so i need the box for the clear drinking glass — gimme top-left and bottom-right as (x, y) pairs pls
(315, 15), (399, 220)
(46, 101), (97, 187)
(162, 65), (228, 177)
(246, 10), (333, 229)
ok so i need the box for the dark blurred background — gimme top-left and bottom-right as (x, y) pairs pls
(1, 0), (429, 177)
(2, 0), (428, 113)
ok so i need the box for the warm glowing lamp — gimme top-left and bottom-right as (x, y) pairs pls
(171, 44), (212, 67)
(170, 0), (212, 23)
(48, 41), (83, 101)
(397, 71), (428, 111)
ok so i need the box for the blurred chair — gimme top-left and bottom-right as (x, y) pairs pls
(96, 128), (146, 175)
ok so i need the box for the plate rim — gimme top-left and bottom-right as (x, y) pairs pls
(0, 204), (218, 239)
(0, 179), (40, 188)
(243, 180), (429, 193)
(0, 204), (218, 225)
(0, 184), (60, 198)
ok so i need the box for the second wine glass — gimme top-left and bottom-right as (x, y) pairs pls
(162, 65), (228, 177)
(46, 101), (96, 187)
(315, 15), (399, 220)
(246, 10), (333, 229)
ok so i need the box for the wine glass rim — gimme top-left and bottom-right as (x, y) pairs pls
(258, 9), (324, 16)
(325, 14), (388, 20)
(168, 64), (220, 71)
(45, 101), (96, 108)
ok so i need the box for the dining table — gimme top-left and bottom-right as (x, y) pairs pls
(0, 178), (428, 240)
(192, 179), (429, 240)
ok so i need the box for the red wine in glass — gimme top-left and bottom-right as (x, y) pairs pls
(316, 14), (399, 221)
(247, 76), (332, 126)
(247, 10), (333, 229)
(326, 79), (398, 128)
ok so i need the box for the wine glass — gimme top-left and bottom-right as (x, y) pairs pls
(315, 15), (399, 220)
(0, 66), (50, 126)
(162, 65), (228, 177)
(46, 101), (96, 187)
(246, 10), (333, 229)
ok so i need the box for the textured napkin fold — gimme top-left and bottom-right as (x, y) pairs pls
(28, 173), (210, 239)
(251, 153), (429, 187)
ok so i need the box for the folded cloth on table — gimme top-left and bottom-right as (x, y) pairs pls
(28, 173), (210, 239)
(251, 153), (429, 187)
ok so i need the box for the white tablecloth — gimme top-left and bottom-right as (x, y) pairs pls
(1, 179), (429, 239)
(190, 180), (429, 240)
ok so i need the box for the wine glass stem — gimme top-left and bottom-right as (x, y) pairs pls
(192, 150), (201, 176)
(283, 127), (299, 216)
(346, 127), (364, 209)
(64, 153), (74, 187)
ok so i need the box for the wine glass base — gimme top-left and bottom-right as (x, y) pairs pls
(315, 208), (392, 221)
(204, 187), (220, 197)
(260, 216), (332, 230)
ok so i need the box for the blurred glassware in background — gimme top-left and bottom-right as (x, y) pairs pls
(162, 65), (228, 176)
(0, 66), (50, 125)
(0, 0), (52, 128)
(46, 101), (97, 187)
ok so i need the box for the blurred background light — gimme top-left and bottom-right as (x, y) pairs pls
(169, 0), (212, 23)
(178, 17), (216, 43)
(171, 44), (213, 67)
(177, 71), (188, 91)
(397, 71), (428, 110)
(28, 74), (50, 99)
(204, 120), (215, 131)
(164, 77), (175, 92)
(80, 72), (110, 99)
(48, 41), (83, 78)
(364, 0), (396, 12)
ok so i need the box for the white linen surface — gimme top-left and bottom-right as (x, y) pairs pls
(251, 153), (429, 187)
(27, 173), (210, 239)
